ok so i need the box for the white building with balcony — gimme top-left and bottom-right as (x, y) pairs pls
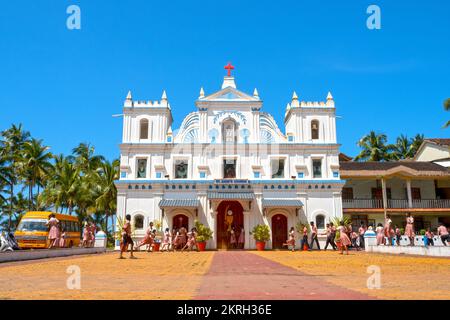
(115, 68), (344, 249)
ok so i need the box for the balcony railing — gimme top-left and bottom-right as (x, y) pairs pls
(343, 198), (450, 209)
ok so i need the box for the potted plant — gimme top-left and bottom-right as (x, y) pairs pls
(251, 224), (270, 251)
(195, 220), (213, 251)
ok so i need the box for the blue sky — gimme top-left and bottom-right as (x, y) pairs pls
(0, 0), (449, 160)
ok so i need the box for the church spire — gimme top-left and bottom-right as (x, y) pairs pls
(199, 87), (205, 99)
(292, 91), (298, 100)
(221, 62), (237, 89)
(327, 91), (333, 100)
(291, 91), (299, 108)
(253, 88), (259, 98)
(161, 90), (167, 100)
(126, 90), (132, 100)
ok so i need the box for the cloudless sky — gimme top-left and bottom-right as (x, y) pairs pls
(1, 0), (449, 161)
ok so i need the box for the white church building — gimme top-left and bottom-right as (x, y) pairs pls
(115, 65), (344, 249)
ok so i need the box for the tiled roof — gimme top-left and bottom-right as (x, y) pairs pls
(262, 199), (303, 207)
(207, 191), (255, 200)
(339, 161), (449, 172)
(159, 199), (200, 208)
(424, 138), (450, 146)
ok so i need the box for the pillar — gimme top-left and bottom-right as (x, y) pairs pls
(406, 179), (413, 208)
(381, 177), (388, 221)
(243, 211), (250, 249)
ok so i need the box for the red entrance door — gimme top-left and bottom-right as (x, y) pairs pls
(216, 201), (244, 249)
(172, 214), (188, 230)
(272, 214), (287, 249)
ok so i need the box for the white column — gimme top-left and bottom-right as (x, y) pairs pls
(243, 211), (250, 249)
(406, 179), (413, 209)
(381, 177), (388, 221)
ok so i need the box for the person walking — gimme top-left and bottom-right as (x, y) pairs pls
(358, 223), (366, 250)
(119, 214), (135, 259)
(160, 228), (172, 252)
(300, 225), (309, 250)
(46, 214), (60, 249)
(237, 225), (245, 249)
(308, 221), (320, 251)
(136, 222), (154, 252)
(437, 223), (449, 246)
(384, 215), (394, 246)
(323, 223), (337, 250)
(337, 221), (351, 255)
(405, 213), (415, 246)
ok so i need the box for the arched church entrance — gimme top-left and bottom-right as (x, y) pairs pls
(272, 214), (287, 249)
(216, 201), (244, 249)
(172, 214), (189, 230)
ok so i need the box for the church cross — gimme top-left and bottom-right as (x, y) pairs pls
(224, 62), (235, 77)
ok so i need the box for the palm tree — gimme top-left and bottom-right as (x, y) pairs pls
(1, 124), (30, 231)
(354, 131), (391, 162)
(20, 138), (53, 210)
(72, 143), (105, 174)
(93, 159), (119, 239)
(390, 135), (411, 160)
(410, 134), (424, 157)
(40, 155), (79, 214)
(444, 98), (450, 128)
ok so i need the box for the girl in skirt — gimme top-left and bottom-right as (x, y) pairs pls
(283, 227), (296, 252)
(160, 228), (172, 252)
(338, 221), (351, 255)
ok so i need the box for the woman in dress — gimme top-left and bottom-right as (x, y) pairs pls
(237, 225), (245, 249)
(283, 227), (296, 252)
(376, 223), (385, 245)
(89, 222), (96, 248)
(182, 227), (198, 252)
(136, 222), (154, 252)
(179, 227), (187, 249)
(172, 228), (180, 251)
(46, 214), (60, 249)
(82, 221), (91, 248)
(337, 221), (351, 255)
(384, 215), (394, 246)
(405, 213), (415, 246)
(160, 228), (171, 252)
(229, 226), (237, 249)
(59, 227), (67, 248)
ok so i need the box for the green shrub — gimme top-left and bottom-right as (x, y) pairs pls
(251, 224), (271, 242)
(195, 220), (213, 242)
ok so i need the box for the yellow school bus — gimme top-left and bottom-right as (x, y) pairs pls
(14, 211), (81, 249)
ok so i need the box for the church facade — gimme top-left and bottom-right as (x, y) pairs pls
(115, 67), (344, 249)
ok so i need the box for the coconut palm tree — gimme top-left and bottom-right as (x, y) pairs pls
(410, 134), (424, 157)
(0, 124), (30, 231)
(390, 135), (411, 160)
(20, 138), (53, 210)
(40, 155), (80, 214)
(354, 131), (391, 162)
(93, 159), (119, 239)
(72, 143), (105, 174)
(444, 98), (450, 128)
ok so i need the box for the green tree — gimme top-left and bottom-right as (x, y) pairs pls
(0, 124), (30, 231)
(93, 159), (119, 239)
(20, 138), (53, 210)
(354, 131), (391, 162)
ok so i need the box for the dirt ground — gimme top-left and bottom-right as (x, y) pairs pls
(0, 250), (448, 300)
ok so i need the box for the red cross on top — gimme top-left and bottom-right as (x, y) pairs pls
(224, 62), (234, 77)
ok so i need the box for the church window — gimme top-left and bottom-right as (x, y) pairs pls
(311, 120), (319, 140)
(223, 159), (236, 178)
(316, 215), (325, 229)
(312, 159), (322, 178)
(136, 159), (147, 178)
(140, 119), (149, 140)
(174, 160), (188, 179)
(134, 215), (144, 230)
(271, 159), (285, 178)
(222, 119), (238, 143)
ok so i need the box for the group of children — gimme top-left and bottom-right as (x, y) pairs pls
(133, 221), (200, 253)
(46, 214), (70, 249)
(81, 221), (97, 248)
(227, 226), (245, 249)
(376, 213), (450, 247)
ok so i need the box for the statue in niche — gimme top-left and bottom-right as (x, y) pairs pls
(137, 159), (147, 178)
(225, 209), (234, 232)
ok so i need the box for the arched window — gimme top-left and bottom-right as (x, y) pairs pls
(134, 214), (144, 230)
(311, 120), (319, 140)
(222, 118), (238, 143)
(140, 119), (149, 140)
(316, 214), (325, 229)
